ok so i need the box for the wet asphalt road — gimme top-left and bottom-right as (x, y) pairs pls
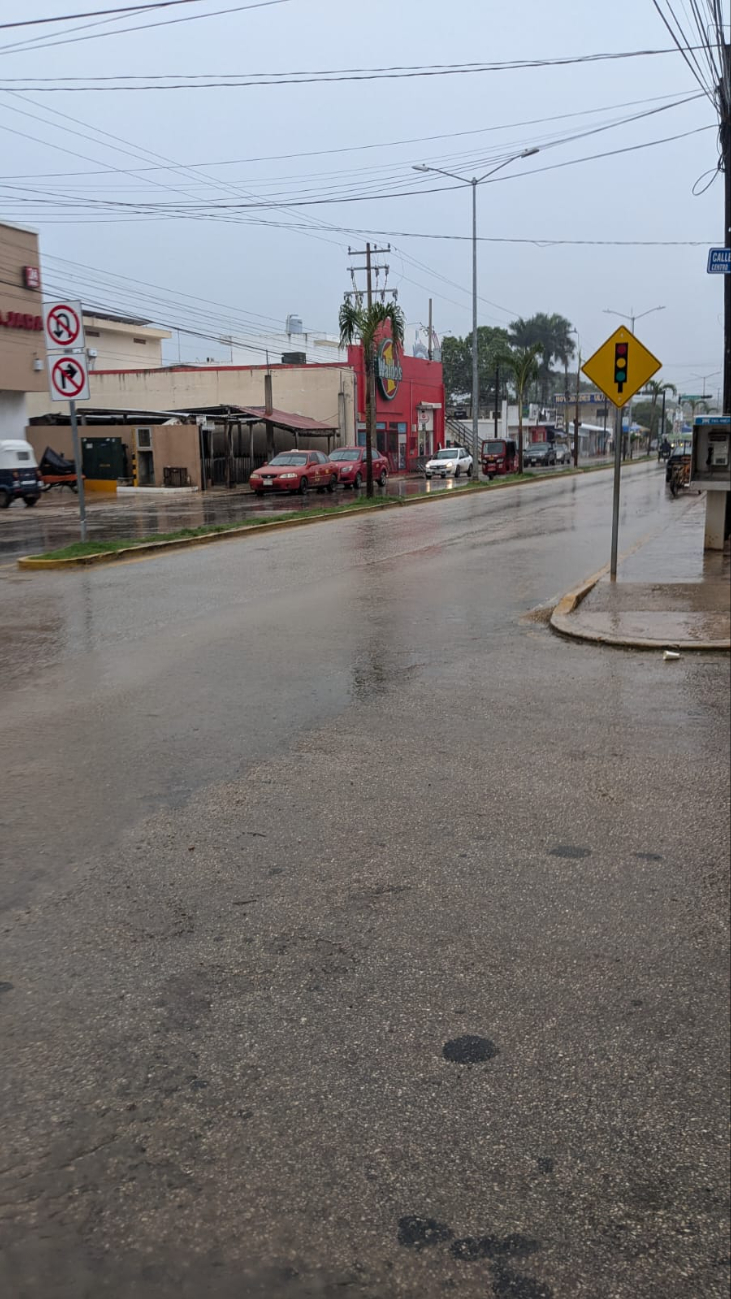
(0, 461), (728, 1299)
(0, 459), (613, 562)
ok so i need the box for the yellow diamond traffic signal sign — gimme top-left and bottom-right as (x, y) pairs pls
(581, 326), (661, 408)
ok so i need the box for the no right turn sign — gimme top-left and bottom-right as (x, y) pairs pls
(48, 352), (90, 403)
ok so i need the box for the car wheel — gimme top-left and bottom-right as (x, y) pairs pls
(23, 495), (40, 507)
(300, 478), (309, 494)
(254, 490), (264, 497)
(425, 473), (432, 479)
(0, 492), (11, 509)
(455, 466), (461, 478)
(467, 465), (472, 477)
(327, 476), (336, 493)
(353, 472), (362, 489)
(378, 470), (387, 487)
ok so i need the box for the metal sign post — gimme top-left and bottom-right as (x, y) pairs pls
(582, 325), (662, 581)
(610, 403), (624, 578)
(44, 301), (89, 541)
(69, 400), (87, 542)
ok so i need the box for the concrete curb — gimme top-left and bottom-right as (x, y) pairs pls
(17, 458), (656, 572)
(550, 570), (731, 654)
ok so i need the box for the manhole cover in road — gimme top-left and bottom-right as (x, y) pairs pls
(442, 1034), (499, 1064)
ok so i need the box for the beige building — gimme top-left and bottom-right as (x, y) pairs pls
(84, 312), (171, 371)
(28, 361), (356, 442)
(0, 222), (47, 437)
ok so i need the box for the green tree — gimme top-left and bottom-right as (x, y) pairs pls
(509, 313), (575, 405)
(632, 400), (672, 441)
(642, 379), (677, 449)
(507, 345), (542, 473)
(441, 326), (511, 411)
(339, 299), (405, 497)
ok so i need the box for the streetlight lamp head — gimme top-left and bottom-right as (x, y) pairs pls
(521, 147), (540, 158)
(412, 164), (430, 173)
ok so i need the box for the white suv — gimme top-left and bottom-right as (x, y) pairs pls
(425, 445), (473, 479)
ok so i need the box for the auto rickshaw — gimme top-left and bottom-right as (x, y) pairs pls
(481, 438), (518, 479)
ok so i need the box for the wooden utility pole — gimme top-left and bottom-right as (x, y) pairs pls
(427, 298), (433, 361)
(721, 41), (731, 537)
(347, 243), (392, 495)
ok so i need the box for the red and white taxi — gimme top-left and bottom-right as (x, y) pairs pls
(250, 451), (338, 496)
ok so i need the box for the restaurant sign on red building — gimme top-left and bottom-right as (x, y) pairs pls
(349, 339), (444, 472)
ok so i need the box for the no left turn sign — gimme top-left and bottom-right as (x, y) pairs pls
(48, 352), (90, 403)
(43, 299), (85, 352)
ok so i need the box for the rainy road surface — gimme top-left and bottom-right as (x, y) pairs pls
(1, 461), (728, 1299)
(0, 458), (612, 561)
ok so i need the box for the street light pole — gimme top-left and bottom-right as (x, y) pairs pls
(414, 147), (540, 481)
(471, 178), (479, 471)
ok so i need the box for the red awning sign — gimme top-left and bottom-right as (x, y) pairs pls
(49, 353), (90, 403)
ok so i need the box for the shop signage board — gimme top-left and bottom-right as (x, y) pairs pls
(376, 337), (403, 400)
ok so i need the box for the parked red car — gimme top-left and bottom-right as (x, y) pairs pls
(481, 438), (519, 479)
(250, 451), (338, 496)
(328, 446), (389, 489)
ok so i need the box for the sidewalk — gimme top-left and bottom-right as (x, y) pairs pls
(552, 495), (730, 651)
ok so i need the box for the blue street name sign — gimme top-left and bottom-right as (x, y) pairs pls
(707, 247), (731, 273)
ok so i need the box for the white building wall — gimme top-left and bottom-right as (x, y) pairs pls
(0, 390), (28, 438)
(84, 319), (170, 371)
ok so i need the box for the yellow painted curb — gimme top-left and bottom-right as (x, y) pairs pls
(17, 460), (653, 572)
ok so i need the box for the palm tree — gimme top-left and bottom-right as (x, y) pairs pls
(339, 299), (405, 496)
(643, 378), (677, 449)
(509, 313), (576, 406)
(508, 344), (542, 473)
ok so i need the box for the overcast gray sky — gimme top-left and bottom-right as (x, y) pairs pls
(0, 0), (724, 396)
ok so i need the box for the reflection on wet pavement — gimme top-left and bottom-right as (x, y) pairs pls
(0, 459), (613, 562)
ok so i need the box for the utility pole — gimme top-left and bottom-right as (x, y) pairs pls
(715, 38), (731, 538)
(347, 243), (393, 495)
(660, 389), (667, 456)
(427, 298), (433, 361)
(494, 363), (500, 442)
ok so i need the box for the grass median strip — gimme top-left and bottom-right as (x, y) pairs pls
(20, 460), (654, 567)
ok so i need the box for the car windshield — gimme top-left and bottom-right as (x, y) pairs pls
(435, 449), (457, 460)
(269, 454), (308, 466)
(531, 443), (549, 451)
(329, 450), (360, 461)
(485, 441), (505, 455)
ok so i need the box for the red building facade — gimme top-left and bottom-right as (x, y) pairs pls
(348, 342), (444, 472)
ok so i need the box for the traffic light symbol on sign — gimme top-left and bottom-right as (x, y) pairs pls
(614, 342), (628, 393)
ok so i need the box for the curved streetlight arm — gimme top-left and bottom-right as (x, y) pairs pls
(413, 147), (540, 187)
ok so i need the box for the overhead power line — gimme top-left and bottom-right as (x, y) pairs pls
(0, 45), (712, 84)
(0, 0), (288, 57)
(0, 0), (215, 31)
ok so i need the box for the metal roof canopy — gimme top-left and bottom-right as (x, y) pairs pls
(191, 404), (338, 434)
